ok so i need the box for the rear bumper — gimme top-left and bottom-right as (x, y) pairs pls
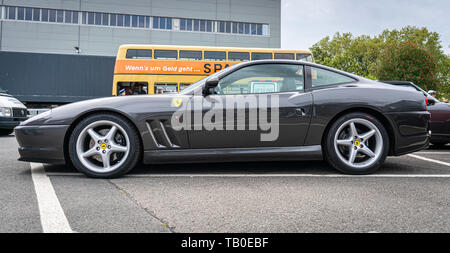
(15, 124), (69, 164)
(0, 117), (27, 129)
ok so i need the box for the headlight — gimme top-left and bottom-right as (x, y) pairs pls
(0, 107), (12, 117)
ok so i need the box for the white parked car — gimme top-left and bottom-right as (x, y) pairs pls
(0, 91), (29, 136)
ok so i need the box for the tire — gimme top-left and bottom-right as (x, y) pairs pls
(68, 113), (141, 178)
(324, 112), (389, 175)
(0, 129), (14, 136)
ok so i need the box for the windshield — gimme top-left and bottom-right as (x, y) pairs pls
(179, 66), (233, 94)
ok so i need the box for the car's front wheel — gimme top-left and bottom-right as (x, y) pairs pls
(69, 113), (141, 178)
(324, 112), (389, 175)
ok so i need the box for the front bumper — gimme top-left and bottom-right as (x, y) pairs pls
(15, 124), (69, 164)
(0, 117), (27, 129)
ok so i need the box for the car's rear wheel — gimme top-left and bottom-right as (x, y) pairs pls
(0, 129), (14, 136)
(69, 113), (141, 178)
(324, 112), (389, 174)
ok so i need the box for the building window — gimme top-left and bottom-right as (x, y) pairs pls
(17, 7), (24, 20)
(2, 6), (268, 37)
(33, 8), (40, 21)
(25, 8), (33, 21)
(49, 9), (56, 22)
(102, 13), (109, 26)
(64, 10), (72, 23)
(42, 9), (48, 22)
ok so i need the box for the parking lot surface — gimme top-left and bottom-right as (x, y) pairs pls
(1, 134), (449, 233)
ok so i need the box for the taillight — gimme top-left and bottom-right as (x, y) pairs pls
(424, 96), (429, 109)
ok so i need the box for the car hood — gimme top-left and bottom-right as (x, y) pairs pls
(0, 96), (27, 109)
(22, 94), (191, 126)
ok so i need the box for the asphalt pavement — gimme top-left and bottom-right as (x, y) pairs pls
(0, 133), (449, 233)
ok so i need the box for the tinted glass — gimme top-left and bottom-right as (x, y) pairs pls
(33, 8), (40, 21)
(57, 10), (64, 22)
(88, 12), (94, 24)
(228, 52), (250, 62)
(131, 15), (137, 27)
(252, 52), (272, 60)
(216, 64), (304, 95)
(274, 53), (295, 60)
(154, 50), (177, 60)
(8, 7), (16, 20)
(180, 51), (202, 60)
(72, 11), (78, 23)
(17, 7), (24, 20)
(41, 9), (48, 21)
(25, 8), (32, 20)
(102, 13), (109, 25)
(311, 67), (355, 87)
(64, 10), (72, 23)
(49, 9), (56, 22)
(152, 17), (159, 28)
(204, 51), (226, 61)
(126, 49), (153, 59)
(110, 14), (117, 26)
(117, 14), (124, 26)
(296, 54), (313, 62)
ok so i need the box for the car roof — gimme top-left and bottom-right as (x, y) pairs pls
(225, 60), (362, 80)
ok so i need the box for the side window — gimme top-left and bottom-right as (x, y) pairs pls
(228, 52), (250, 62)
(274, 53), (295, 60)
(204, 51), (226, 61)
(311, 67), (356, 87)
(215, 64), (304, 95)
(179, 50), (202, 60)
(154, 50), (177, 60)
(251, 52), (272, 60)
(126, 49), (153, 59)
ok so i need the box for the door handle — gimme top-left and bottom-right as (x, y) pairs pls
(295, 108), (306, 117)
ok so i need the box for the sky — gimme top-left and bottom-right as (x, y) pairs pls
(281, 0), (450, 54)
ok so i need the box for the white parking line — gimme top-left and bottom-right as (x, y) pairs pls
(407, 154), (450, 167)
(30, 163), (73, 233)
(45, 172), (450, 178)
(414, 152), (450, 155)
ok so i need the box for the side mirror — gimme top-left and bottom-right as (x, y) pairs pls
(202, 77), (219, 96)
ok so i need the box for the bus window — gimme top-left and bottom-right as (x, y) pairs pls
(155, 83), (178, 94)
(228, 52), (250, 62)
(251, 52), (272, 60)
(154, 50), (178, 60)
(179, 83), (192, 91)
(296, 53), (313, 62)
(179, 50), (202, 60)
(274, 53), (294, 60)
(117, 82), (148, 96)
(204, 51), (226, 61)
(126, 49), (153, 59)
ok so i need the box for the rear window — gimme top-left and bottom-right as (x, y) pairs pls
(274, 53), (295, 60)
(228, 52), (250, 62)
(126, 49), (153, 59)
(204, 51), (226, 61)
(154, 50), (178, 60)
(252, 52), (272, 60)
(179, 50), (202, 60)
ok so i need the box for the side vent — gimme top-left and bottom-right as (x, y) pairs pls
(146, 120), (180, 149)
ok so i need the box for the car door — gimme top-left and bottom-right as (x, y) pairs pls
(187, 63), (313, 149)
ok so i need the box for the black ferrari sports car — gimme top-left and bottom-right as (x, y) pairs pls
(15, 60), (430, 178)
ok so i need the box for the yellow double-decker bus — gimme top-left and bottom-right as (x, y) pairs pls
(113, 44), (314, 95)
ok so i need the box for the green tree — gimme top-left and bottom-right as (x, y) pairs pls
(376, 42), (440, 92)
(310, 26), (449, 98)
